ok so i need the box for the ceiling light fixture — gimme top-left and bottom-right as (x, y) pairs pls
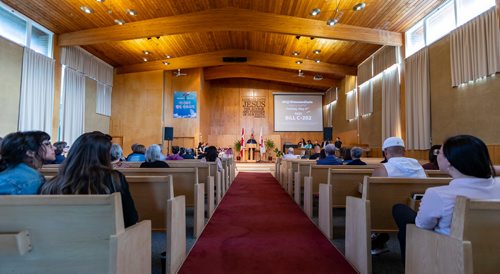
(313, 74), (324, 81)
(143, 58), (148, 62)
(296, 60), (303, 65)
(292, 51), (300, 56)
(353, 2), (366, 11)
(165, 55), (172, 59)
(310, 8), (321, 16)
(327, 18), (338, 26)
(114, 19), (125, 25)
(80, 6), (94, 14)
(313, 49), (321, 54)
(96, 0), (105, 2)
(163, 61), (170, 65)
(127, 9), (137, 16)
(143, 50), (150, 55)
(315, 59), (321, 63)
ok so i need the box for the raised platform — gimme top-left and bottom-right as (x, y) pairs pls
(235, 162), (275, 175)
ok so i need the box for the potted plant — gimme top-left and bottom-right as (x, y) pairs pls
(264, 139), (275, 161)
(273, 148), (284, 158)
(234, 139), (242, 161)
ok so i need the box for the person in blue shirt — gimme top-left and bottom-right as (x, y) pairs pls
(0, 131), (55, 195)
(316, 144), (342, 165)
(126, 144), (146, 162)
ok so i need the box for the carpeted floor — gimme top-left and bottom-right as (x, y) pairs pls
(178, 172), (356, 274)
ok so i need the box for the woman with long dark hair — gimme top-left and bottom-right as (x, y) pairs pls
(40, 131), (138, 227)
(202, 145), (223, 172)
(0, 131), (55, 194)
(392, 135), (500, 262)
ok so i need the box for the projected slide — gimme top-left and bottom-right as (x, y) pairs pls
(274, 94), (323, 132)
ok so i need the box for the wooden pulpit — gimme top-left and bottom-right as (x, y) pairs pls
(245, 144), (257, 162)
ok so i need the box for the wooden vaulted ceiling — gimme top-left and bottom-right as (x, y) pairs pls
(3, 0), (447, 89)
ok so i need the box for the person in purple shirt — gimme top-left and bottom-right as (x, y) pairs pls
(166, 146), (184, 160)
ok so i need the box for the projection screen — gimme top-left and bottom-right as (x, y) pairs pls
(273, 93), (323, 132)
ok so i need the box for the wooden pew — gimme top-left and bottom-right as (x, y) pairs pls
(406, 196), (500, 274)
(123, 169), (205, 238)
(0, 193), (151, 274)
(165, 175), (187, 274)
(345, 176), (452, 274)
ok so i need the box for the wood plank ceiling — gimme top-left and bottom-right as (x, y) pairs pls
(3, 0), (446, 89)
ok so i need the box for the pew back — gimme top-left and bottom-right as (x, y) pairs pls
(0, 193), (151, 274)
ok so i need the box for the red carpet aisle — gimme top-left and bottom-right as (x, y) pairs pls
(178, 172), (356, 274)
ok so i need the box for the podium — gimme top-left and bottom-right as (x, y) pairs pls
(245, 144), (257, 162)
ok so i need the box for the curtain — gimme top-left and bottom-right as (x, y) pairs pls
(61, 67), (85, 145)
(18, 47), (55, 133)
(357, 57), (373, 85)
(373, 46), (400, 76)
(96, 83), (112, 116)
(381, 65), (401, 141)
(358, 80), (373, 116)
(405, 48), (431, 150)
(346, 89), (357, 121)
(450, 7), (500, 86)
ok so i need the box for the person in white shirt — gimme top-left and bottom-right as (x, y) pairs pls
(392, 134), (500, 262)
(283, 147), (299, 159)
(372, 136), (427, 178)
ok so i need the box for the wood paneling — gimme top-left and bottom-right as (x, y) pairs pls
(204, 65), (338, 89)
(0, 36), (22, 136)
(58, 8), (402, 47)
(201, 78), (323, 148)
(116, 50), (356, 77)
(111, 70), (164, 155)
(84, 78), (110, 134)
(429, 36), (500, 145)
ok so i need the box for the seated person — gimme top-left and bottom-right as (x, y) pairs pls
(316, 144), (342, 165)
(346, 147), (367, 165)
(392, 135), (500, 262)
(371, 137), (426, 255)
(201, 146), (223, 172)
(126, 144), (146, 162)
(40, 132), (138, 228)
(126, 143), (138, 159)
(0, 131), (55, 195)
(51, 141), (67, 164)
(182, 148), (195, 159)
(140, 145), (169, 168)
(304, 140), (313, 149)
(283, 147), (300, 159)
(422, 144), (441, 170)
(372, 137), (426, 178)
(111, 144), (130, 168)
(309, 145), (321, 160)
(166, 146), (184, 160)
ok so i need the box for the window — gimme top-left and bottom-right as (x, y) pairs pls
(457, 0), (496, 26)
(405, 0), (496, 58)
(405, 21), (425, 57)
(425, 1), (455, 44)
(0, 3), (53, 57)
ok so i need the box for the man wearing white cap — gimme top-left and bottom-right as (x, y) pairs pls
(372, 137), (427, 178)
(370, 136), (426, 255)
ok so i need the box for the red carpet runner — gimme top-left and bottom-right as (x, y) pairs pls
(178, 172), (356, 274)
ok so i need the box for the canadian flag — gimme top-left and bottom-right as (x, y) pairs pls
(240, 128), (245, 157)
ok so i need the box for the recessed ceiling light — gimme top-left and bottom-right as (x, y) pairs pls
(165, 55), (172, 59)
(163, 61), (170, 65)
(114, 19), (125, 25)
(310, 8), (321, 16)
(80, 6), (93, 14)
(353, 2), (366, 11)
(126, 9), (137, 16)
(315, 59), (321, 63)
(327, 18), (338, 26)
(313, 49), (321, 54)
(292, 51), (300, 56)
(296, 60), (303, 65)
(143, 50), (150, 55)
(143, 58), (148, 62)
(96, 0), (105, 2)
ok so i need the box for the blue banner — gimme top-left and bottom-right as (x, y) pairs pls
(173, 91), (197, 118)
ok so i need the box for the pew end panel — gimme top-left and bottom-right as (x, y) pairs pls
(405, 224), (473, 274)
(345, 196), (371, 274)
(166, 195), (186, 274)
